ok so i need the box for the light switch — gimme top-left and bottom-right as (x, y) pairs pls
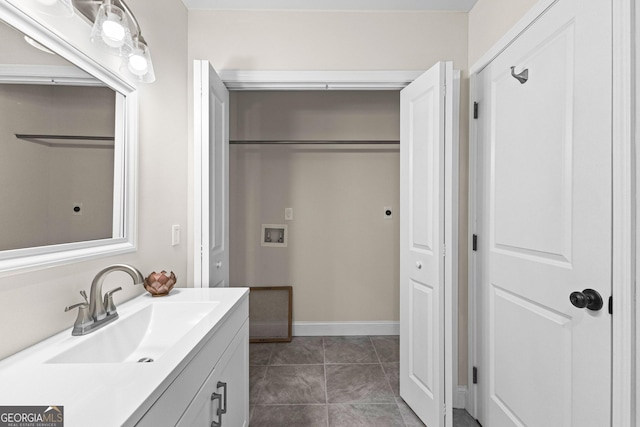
(172, 225), (181, 246)
(285, 207), (293, 220)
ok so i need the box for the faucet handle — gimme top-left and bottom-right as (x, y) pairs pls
(80, 290), (88, 304)
(65, 302), (88, 312)
(65, 302), (93, 335)
(103, 287), (123, 316)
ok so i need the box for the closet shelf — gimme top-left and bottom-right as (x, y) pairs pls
(229, 140), (399, 145)
(15, 134), (114, 141)
(14, 134), (114, 148)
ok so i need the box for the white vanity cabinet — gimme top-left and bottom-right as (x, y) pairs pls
(135, 295), (249, 427)
(177, 321), (249, 426)
(0, 289), (249, 427)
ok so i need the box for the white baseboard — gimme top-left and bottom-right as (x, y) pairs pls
(292, 321), (399, 336)
(454, 386), (468, 409)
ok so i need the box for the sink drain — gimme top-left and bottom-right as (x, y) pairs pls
(137, 357), (154, 363)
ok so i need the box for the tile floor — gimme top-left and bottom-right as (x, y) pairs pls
(249, 336), (479, 427)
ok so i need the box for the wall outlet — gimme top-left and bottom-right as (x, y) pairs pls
(384, 206), (393, 219)
(285, 207), (293, 221)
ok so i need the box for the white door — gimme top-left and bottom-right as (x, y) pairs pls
(400, 61), (454, 427)
(194, 60), (229, 288)
(475, 0), (612, 425)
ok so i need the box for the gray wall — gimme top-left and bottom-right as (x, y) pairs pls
(230, 91), (401, 323)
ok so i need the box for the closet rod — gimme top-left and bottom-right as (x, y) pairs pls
(230, 140), (399, 145)
(15, 134), (114, 141)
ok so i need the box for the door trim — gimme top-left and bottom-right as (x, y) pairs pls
(193, 61), (205, 288)
(218, 70), (424, 90)
(467, 72), (480, 419)
(612, 1), (636, 426)
(468, 0), (637, 424)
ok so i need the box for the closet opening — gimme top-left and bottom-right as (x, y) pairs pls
(195, 63), (462, 425)
(228, 90), (402, 333)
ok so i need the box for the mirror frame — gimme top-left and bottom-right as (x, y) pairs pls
(0, 0), (138, 274)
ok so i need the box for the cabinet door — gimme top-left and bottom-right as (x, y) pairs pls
(177, 320), (249, 427)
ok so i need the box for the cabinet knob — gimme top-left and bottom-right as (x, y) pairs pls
(416, 261), (422, 270)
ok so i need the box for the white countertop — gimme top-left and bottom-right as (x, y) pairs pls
(0, 287), (249, 427)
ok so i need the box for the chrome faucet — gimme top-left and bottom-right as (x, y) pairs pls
(66, 264), (144, 336)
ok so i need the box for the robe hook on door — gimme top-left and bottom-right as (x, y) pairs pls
(510, 66), (529, 84)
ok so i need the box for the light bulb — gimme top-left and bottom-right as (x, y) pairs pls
(101, 18), (126, 48)
(128, 54), (148, 76)
(120, 38), (155, 83)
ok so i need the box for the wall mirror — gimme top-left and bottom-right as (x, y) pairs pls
(0, 1), (138, 274)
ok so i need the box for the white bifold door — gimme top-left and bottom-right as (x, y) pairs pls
(194, 60), (229, 288)
(400, 61), (456, 427)
(474, 0), (612, 426)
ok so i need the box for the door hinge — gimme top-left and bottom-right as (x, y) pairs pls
(442, 244), (447, 257)
(473, 101), (479, 119)
(608, 296), (613, 315)
(472, 234), (478, 251)
(473, 366), (478, 384)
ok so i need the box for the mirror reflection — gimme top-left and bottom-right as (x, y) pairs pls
(0, 18), (118, 252)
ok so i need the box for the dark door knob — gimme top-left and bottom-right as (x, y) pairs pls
(569, 289), (603, 311)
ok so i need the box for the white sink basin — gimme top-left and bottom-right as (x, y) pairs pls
(47, 301), (219, 364)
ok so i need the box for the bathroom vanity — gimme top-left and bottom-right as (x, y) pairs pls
(0, 288), (249, 427)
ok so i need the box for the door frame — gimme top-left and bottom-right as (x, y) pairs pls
(192, 69), (462, 411)
(467, 0), (637, 425)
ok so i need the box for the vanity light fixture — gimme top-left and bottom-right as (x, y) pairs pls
(32, 0), (156, 83)
(89, 0), (155, 82)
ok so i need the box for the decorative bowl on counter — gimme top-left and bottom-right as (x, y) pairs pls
(143, 271), (177, 297)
